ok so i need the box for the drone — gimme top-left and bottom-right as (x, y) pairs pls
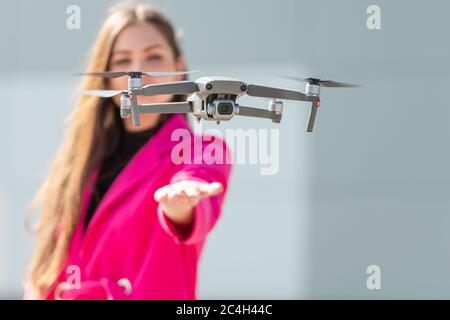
(78, 70), (360, 132)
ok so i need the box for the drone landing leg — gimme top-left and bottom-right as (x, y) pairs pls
(130, 93), (141, 126)
(306, 99), (320, 132)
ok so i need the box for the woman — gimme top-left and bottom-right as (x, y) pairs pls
(25, 1), (232, 300)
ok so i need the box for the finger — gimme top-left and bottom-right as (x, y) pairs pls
(171, 193), (191, 204)
(184, 185), (200, 197)
(167, 189), (179, 200)
(197, 182), (224, 197)
(155, 182), (185, 202)
(167, 192), (199, 207)
(154, 186), (171, 202)
(168, 185), (202, 204)
(166, 182), (185, 199)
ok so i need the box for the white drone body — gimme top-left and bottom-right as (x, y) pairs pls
(80, 71), (360, 132)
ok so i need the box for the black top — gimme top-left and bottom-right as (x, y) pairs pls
(84, 117), (167, 232)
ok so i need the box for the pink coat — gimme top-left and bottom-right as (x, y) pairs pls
(37, 114), (232, 299)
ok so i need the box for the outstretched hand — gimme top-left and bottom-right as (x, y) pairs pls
(154, 180), (224, 227)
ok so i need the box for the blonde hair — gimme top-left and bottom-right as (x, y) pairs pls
(26, 1), (186, 298)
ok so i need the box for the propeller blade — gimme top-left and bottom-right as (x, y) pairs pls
(320, 80), (361, 88)
(139, 81), (199, 96)
(75, 70), (198, 78)
(279, 75), (308, 82)
(142, 70), (199, 77)
(279, 75), (362, 88)
(79, 90), (123, 98)
(246, 84), (311, 101)
(75, 72), (128, 78)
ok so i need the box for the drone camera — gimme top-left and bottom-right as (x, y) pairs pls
(217, 101), (234, 115)
(207, 99), (236, 120)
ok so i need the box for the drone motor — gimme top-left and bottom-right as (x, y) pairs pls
(268, 99), (283, 123)
(128, 76), (143, 90)
(305, 79), (321, 97)
(120, 93), (132, 118)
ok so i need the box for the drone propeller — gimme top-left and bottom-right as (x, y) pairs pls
(79, 80), (200, 98)
(281, 76), (361, 88)
(75, 70), (198, 78)
(246, 84), (312, 101)
(79, 89), (124, 97)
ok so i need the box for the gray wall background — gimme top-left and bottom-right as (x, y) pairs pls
(1, 0), (450, 299)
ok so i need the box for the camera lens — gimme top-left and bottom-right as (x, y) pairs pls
(217, 102), (233, 115)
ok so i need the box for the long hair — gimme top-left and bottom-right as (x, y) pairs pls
(26, 1), (187, 298)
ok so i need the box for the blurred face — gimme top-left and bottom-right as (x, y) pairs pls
(106, 22), (186, 130)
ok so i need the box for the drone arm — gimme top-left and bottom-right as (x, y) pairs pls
(136, 81), (199, 96)
(236, 105), (282, 123)
(139, 102), (193, 114)
(246, 84), (314, 102)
